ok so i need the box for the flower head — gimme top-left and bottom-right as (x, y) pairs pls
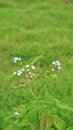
(13, 57), (21, 63)
(13, 72), (17, 75)
(17, 70), (22, 76)
(52, 60), (61, 70)
(14, 112), (19, 116)
(31, 65), (35, 70)
(26, 65), (29, 68)
(52, 68), (55, 72)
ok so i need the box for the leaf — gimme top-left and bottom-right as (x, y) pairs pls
(66, 127), (73, 130)
(40, 111), (53, 129)
(53, 115), (66, 130)
(56, 102), (73, 112)
(30, 55), (43, 65)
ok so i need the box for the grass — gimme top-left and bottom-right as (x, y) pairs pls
(0, 0), (73, 129)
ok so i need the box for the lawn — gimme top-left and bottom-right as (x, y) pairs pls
(0, 0), (73, 130)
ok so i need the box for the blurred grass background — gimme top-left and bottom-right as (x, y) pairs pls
(0, 0), (73, 129)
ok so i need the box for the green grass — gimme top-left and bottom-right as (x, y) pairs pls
(0, 0), (73, 129)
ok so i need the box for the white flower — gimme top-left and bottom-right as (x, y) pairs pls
(30, 75), (33, 78)
(55, 61), (60, 66)
(13, 57), (21, 63)
(52, 60), (61, 70)
(21, 68), (24, 72)
(31, 65), (35, 70)
(17, 70), (22, 76)
(13, 72), (17, 75)
(26, 65), (29, 68)
(13, 60), (17, 63)
(52, 61), (56, 65)
(17, 70), (22, 74)
(17, 73), (21, 76)
(14, 57), (19, 60)
(55, 99), (58, 102)
(32, 73), (35, 76)
(18, 58), (21, 61)
(58, 66), (61, 70)
(28, 72), (32, 75)
(52, 68), (55, 72)
(26, 69), (30, 72)
(14, 112), (19, 116)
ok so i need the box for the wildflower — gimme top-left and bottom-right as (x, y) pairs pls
(32, 73), (35, 76)
(17, 70), (22, 74)
(13, 60), (17, 63)
(52, 60), (61, 70)
(14, 57), (19, 61)
(14, 112), (19, 116)
(13, 57), (21, 63)
(55, 61), (60, 66)
(30, 75), (33, 78)
(13, 57), (18, 63)
(52, 68), (55, 72)
(26, 69), (30, 72)
(13, 72), (17, 75)
(28, 72), (32, 75)
(31, 65), (35, 70)
(21, 68), (24, 72)
(55, 99), (58, 102)
(52, 61), (56, 65)
(58, 66), (61, 70)
(26, 65), (29, 68)
(17, 70), (22, 76)
(18, 58), (21, 61)
(17, 73), (21, 76)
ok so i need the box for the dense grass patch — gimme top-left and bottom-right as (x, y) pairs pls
(0, 0), (73, 129)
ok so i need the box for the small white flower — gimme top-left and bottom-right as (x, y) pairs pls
(55, 99), (58, 102)
(52, 61), (56, 65)
(58, 66), (61, 70)
(52, 68), (55, 72)
(17, 72), (21, 76)
(27, 69), (30, 72)
(14, 57), (19, 61)
(31, 65), (35, 70)
(56, 61), (60, 66)
(17, 70), (22, 73)
(18, 58), (21, 61)
(14, 112), (19, 116)
(21, 68), (24, 72)
(13, 60), (17, 63)
(13, 57), (21, 63)
(32, 73), (35, 76)
(13, 72), (17, 75)
(26, 65), (29, 68)
(30, 75), (33, 78)
(28, 72), (32, 75)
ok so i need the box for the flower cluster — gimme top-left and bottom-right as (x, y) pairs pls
(13, 56), (61, 79)
(13, 69), (24, 76)
(25, 64), (36, 78)
(52, 60), (61, 71)
(13, 57), (21, 63)
(13, 61), (36, 78)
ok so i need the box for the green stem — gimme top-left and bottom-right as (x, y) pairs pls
(30, 55), (43, 65)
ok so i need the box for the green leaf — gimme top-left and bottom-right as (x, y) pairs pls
(53, 115), (66, 130)
(56, 102), (73, 112)
(40, 111), (53, 129)
(66, 127), (73, 130)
